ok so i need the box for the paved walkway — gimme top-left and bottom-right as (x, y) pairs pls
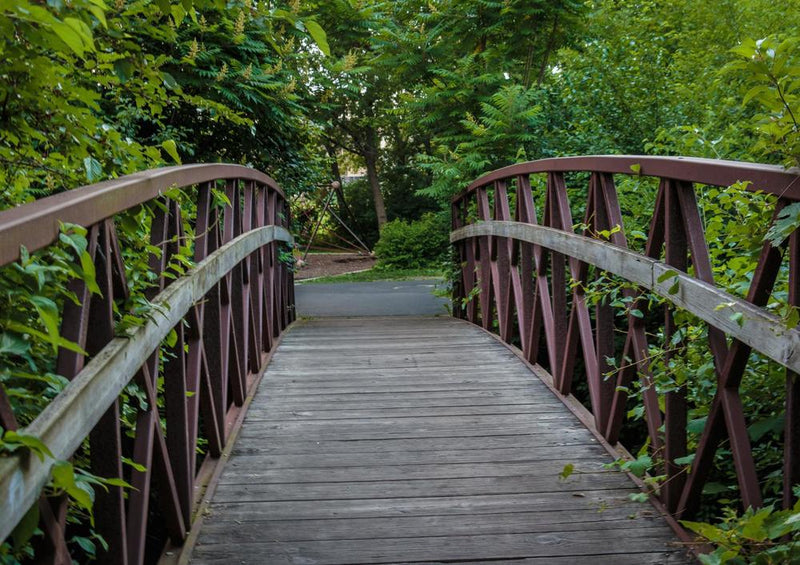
(295, 280), (449, 317)
(189, 317), (691, 564)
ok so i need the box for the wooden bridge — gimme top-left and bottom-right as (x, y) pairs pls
(2, 157), (800, 564)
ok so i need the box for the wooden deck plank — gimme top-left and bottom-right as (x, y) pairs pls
(196, 514), (672, 543)
(189, 317), (692, 564)
(231, 432), (600, 455)
(191, 529), (682, 564)
(211, 472), (636, 501)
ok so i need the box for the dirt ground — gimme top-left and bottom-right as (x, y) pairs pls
(294, 252), (376, 280)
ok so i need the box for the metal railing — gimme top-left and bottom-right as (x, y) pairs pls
(0, 164), (295, 564)
(450, 155), (800, 520)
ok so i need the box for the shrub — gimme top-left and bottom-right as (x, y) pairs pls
(373, 212), (450, 269)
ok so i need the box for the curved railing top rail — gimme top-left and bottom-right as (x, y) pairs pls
(0, 163), (283, 266)
(456, 155), (800, 201)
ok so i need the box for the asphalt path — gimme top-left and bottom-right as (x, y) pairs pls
(294, 280), (450, 317)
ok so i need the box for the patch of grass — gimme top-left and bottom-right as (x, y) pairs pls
(299, 267), (443, 284)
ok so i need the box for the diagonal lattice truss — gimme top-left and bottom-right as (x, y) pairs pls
(451, 156), (800, 520)
(0, 166), (295, 565)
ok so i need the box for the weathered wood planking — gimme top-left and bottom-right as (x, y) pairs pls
(189, 317), (692, 564)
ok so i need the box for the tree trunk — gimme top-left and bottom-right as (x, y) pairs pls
(537, 15), (560, 86)
(364, 127), (388, 228)
(325, 143), (361, 231)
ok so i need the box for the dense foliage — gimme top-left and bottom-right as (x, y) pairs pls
(373, 212), (449, 270)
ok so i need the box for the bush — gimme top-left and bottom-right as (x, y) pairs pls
(374, 212), (450, 269)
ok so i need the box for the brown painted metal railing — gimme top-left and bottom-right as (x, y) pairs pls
(450, 155), (800, 520)
(0, 165), (295, 564)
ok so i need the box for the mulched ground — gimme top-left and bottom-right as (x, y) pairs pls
(294, 252), (376, 280)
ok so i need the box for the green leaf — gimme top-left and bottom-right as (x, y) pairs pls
(743, 85), (770, 106)
(765, 202), (800, 247)
(79, 250), (101, 295)
(52, 461), (94, 514)
(702, 482), (729, 495)
(87, 5), (106, 28)
(5, 321), (87, 355)
(11, 502), (39, 550)
(304, 20), (330, 57)
(0, 332), (31, 356)
(4, 431), (54, 461)
(161, 72), (179, 90)
(113, 59), (134, 84)
(622, 454), (652, 477)
(629, 163), (641, 175)
(657, 269), (679, 283)
(83, 157), (103, 182)
(171, 3), (186, 26)
(64, 17), (93, 51)
(559, 463), (574, 481)
(122, 456), (147, 472)
(101, 477), (134, 489)
(786, 307), (800, 329)
(52, 21), (86, 57)
(272, 9), (298, 22)
(741, 506), (773, 541)
(165, 328), (178, 348)
(161, 140), (182, 165)
(674, 454), (695, 466)
(668, 280), (680, 295)
(72, 536), (97, 556)
(681, 520), (730, 545)
(155, 0), (171, 15)
(784, 511), (800, 526)
(30, 295), (61, 352)
(748, 414), (785, 441)
(730, 312), (745, 327)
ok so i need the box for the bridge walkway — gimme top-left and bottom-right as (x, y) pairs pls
(188, 316), (690, 564)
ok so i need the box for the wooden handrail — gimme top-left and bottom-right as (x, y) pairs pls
(451, 156), (800, 524)
(451, 221), (800, 374)
(0, 165), (295, 564)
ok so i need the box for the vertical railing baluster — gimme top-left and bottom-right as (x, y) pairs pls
(786, 229), (800, 509)
(159, 200), (193, 532)
(260, 188), (274, 352)
(476, 186), (494, 331)
(88, 220), (129, 565)
(202, 189), (228, 446)
(186, 183), (212, 467)
(240, 181), (256, 375)
(224, 180), (246, 406)
(280, 199), (291, 329)
(465, 195), (479, 324)
(662, 179), (689, 513)
(250, 184), (266, 366)
(265, 190), (278, 341)
(514, 175), (536, 357)
(451, 199), (466, 320)
(492, 180), (514, 342)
